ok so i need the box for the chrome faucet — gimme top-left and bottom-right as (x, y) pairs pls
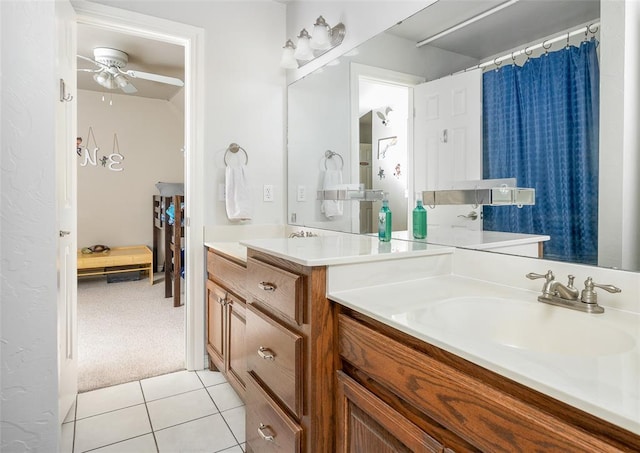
(288, 230), (318, 238)
(526, 270), (621, 314)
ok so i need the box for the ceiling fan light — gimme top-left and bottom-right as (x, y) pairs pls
(113, 73), (129, 88)
(294, 29), (314, 61)
(93, 71), (109, 86)
(103, 75), (117, 90)
(310, 16), (331, 50)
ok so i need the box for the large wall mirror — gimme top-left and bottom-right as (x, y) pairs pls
(288, 0), (640, 272)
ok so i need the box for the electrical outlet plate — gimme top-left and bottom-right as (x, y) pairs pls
(297, 185), (306, 202)
(263, 184), (274, 202)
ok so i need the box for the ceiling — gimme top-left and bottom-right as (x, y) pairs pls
(77, 24), (185, 101)
(76, 0), (598, 101)
(388, 0), (600, 61)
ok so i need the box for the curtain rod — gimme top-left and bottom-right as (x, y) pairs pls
(416, 0), (520, 48)
(459, 22), (600, 74)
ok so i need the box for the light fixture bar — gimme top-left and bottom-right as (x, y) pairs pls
(416, 0), (520, 48)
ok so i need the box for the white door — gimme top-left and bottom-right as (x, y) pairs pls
(55, 0), (77, 424)
(413, 69), (483, 230)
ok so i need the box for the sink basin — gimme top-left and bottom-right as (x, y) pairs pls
(393, 297), (635, 357)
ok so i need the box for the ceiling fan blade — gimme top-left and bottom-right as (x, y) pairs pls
(125, 70), (184, 87)
(77, 55), (106, 68)
(77, 68), (101, 73)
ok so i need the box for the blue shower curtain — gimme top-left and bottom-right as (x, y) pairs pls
(483, 39), (599, 264)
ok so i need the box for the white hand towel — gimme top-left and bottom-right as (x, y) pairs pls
(225, 164), (252, 221)
(320, 169), (343, 219)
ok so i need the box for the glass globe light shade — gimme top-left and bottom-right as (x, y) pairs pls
(294, 29), (314, 61)
(310, 16), (331, 50)
(280, 39), (298, 69)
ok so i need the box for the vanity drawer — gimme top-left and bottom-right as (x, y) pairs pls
(338, 314), (618, 453)
(246, 373), (302, 453)
(246, 257), (303, 324)
(207, 250), (246, 297)
(246, 303), (303, 418)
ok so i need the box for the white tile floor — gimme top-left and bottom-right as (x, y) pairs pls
(61, 370), (246, 453)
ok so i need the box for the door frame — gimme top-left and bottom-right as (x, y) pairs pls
(349, 63), (425, 232)
(72, 1), (206, 370)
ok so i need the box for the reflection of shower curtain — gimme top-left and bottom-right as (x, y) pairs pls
(483, 39), (599, 265)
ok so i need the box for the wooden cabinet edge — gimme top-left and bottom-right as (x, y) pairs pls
(335, 306), (640, 452)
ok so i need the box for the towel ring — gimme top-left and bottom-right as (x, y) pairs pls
(224, 143), (249, 166)
(324, 150), (344, 170)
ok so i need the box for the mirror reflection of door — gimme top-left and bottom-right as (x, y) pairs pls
(358, 78), (410, 234)
(359, 111), (373, 233)
(413, 69), (483, 232)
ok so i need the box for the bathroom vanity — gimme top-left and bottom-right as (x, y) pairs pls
(205, 234), (640, 452)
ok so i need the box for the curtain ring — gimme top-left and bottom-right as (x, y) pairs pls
(524, 46), (533, 62)
(566, 32), (571, 48)
(542, 40), (552, 55)
(493, 57), (502, 71)
(588, 23), (599, 35)
(511, 52), (517, 65)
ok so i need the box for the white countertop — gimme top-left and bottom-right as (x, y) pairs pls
(204, 241), (247, 263)
(329, 275), (640, 435)
(389, 228), (550, 249)
(240, 235), (454, 266)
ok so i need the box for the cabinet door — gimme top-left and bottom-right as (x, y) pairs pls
(227, 293), (246, 390)
(336, 371), (443, 453)
(206, 280), (226, 370)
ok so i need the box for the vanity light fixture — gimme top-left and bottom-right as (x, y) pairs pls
(280, 15), (346, 69)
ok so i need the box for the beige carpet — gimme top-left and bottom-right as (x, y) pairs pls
(77, 273), (185, 392)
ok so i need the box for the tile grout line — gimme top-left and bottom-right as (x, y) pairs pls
(199, 373), (245, 449)
(139, 379), (161, 453)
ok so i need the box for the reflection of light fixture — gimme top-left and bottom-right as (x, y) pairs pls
(280, 15), (346, 69)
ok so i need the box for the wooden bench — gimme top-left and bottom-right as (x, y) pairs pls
(77, 245), (154, 285)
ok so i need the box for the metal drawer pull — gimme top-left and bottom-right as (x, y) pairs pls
(258, 423), (275, 442)
(258, 346), (275, 360)
(258, 282), (276, 292)
(217, 296), (227, 306)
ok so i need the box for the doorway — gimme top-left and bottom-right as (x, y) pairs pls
(72, 2), (206, 390)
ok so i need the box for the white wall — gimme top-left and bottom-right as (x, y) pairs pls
(77, 89), (184, 249)
(1, 2), (60, 451)
(599, 0), (640, 270)
(89, 0), (288, 228)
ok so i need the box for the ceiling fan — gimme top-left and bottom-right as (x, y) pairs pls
(77, 47), (184, 94)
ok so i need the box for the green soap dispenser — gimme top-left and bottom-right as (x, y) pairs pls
(378, 196), (392, 242)
(412, 199), (427, 239)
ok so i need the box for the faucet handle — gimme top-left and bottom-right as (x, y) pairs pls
(567, 275), (576, 288)
(526, 270), (554, 281)
(581, 277), (622, 305)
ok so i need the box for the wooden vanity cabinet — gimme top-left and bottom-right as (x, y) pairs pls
(244, 249), (335, 453)
(336, 307), (640, 453)
(206, 248), (247, 400)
